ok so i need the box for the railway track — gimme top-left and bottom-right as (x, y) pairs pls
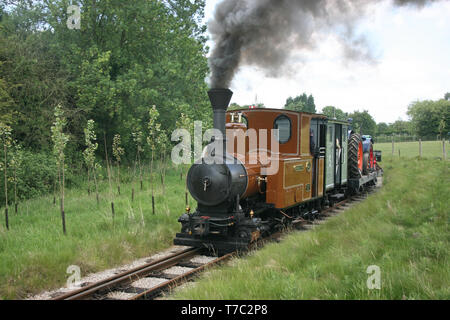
(51, 182), (380, 300)
(53, 247), (234, 300)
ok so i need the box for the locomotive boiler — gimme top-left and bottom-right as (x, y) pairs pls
(174, 88), (382, 253)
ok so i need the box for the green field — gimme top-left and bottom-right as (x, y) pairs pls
(173, 158), (449, 299)
(1, 149), (448, 300)
(375, 140), (448, 160)
(0, 163), (193, 299)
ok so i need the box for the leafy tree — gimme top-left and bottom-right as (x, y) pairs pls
(228, 103), (242, 111)
(1, 1), (210, 158)
(112, 134), (124, 195)
(407, 99), (450, 138)
(445, 92), (450, 101)
(157, 129), (170, 195)
(376, 122), (390, 136)
(10, 142), (23, 214)
(349, 110), (377, 137)
(51, 105), (69, 235)
(284, 93), (316, 113)
(321, 106), (348, 121)
(132, 130), (145, 191)
(391, 120), (412, 135)
(83, 119), (99, 203)
(176, 113), (193, 207)
(147, 105), (161, 214)
(0, 122), (12, 230)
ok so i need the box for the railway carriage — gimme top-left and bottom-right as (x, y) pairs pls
(174, 89), (382, 253)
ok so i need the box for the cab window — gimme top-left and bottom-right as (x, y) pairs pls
(274, 115), (291, 144)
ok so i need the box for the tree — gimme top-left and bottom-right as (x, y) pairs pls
(1, 1), (210, 157)
(391, 120), (412, 135)
(112, 134), (125, 195)
(157, 129), (170, 195)
(103, 132), (115, 220)
(0, 122), (12, 230)
(376, 122), (390, 136)
(321, 106), (348, 121)
(51, 105), (69, 235)
(349, 110), (377, 136)
(444, 92), (450, 101)
(176, 113), (193, 207)
(83, 119), (99, 203)
(284, 93), (316, 113)
(10, 142), (23, 214)
(147, 105), (161, 215)
(407, 99), (450, 138)
(132, 130), (145, 191)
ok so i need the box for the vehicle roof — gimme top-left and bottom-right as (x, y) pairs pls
(227, 108), (328, 119)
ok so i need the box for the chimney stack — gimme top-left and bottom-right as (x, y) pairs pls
(207, 88), (233, 136)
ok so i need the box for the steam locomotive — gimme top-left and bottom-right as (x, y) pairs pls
(174, 89), (382, 253)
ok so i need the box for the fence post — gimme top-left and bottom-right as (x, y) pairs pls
(444, 139), (447, 161)
(419, 139), (422, 158)
(392, 136), (394, 156)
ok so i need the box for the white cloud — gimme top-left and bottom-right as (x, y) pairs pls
(204, 0), (450, 124)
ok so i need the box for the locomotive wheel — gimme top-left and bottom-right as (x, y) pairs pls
(348, 133), (363, 179)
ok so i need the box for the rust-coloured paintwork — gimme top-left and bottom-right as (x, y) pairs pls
(226, 108), (327, 209)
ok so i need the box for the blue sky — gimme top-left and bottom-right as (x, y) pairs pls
(204, 0), (450, 123)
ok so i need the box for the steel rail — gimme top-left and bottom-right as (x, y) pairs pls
(53, 247), (200, 300)
(130, 252), (235, 300)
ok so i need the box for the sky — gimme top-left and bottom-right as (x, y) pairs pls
(203, 0), (450, 124)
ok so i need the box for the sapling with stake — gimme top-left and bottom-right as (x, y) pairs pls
(104, 133), (115, 220)
(112, 134), (124, 195)
(10, 142), (23, 214)
(147, 105), (161, 215)
(176, 113), (193, 207)
(83, 119), (100, 203)
(51, 105), (69, 235)
(157, 129), (170, 195)
(0, 122), (12, 230)
(132, 131), (144, 191)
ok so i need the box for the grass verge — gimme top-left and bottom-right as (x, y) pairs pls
(0, 164), (193, 299)
(172, 158), (449, 299)
(375, 140), (448, 159)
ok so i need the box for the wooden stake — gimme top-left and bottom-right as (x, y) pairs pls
(444, 139), (447, 161)
(61, 209), (66, 235)
(152, 194), (155, 215)
(392, 136), (394, 156)
(4, 208), (8, 231)
(419, 139), (422, 158)
(3, 144), (8, 230)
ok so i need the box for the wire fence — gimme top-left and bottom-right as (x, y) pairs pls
(374, 134), (447, 144)
(374, 139), (448, 161)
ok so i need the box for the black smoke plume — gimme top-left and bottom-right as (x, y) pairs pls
(208, 0), (443, 88)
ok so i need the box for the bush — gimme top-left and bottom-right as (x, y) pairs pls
(0, 150), (84, 204)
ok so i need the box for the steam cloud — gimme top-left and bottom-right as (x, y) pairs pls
(208, 0), (443, 88)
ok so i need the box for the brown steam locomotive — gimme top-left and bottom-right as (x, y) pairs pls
(174, 89), (382, 253)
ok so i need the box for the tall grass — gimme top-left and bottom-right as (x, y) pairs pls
(173, 158), (449, 300)
(375, 140), (448, 159)
(0, 162), (192, 299)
